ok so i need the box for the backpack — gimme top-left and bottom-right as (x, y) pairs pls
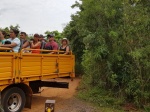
(0, 40), (11, 52)
(40, 41), (46, 49)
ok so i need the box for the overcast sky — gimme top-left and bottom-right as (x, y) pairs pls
(0, 0), (79, 34)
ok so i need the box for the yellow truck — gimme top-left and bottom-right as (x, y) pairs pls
(0, 48), (75, 112)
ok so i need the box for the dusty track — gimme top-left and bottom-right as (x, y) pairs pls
(23, 78), (99, 112)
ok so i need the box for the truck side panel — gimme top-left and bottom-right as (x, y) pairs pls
(21, 55), (41, 77)
(0, 52), (75, 89)
(0, 53), (16, 87)
(19, 53), (75, 82)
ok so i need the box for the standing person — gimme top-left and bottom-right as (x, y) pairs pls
(46, 34), (58, 54)
(59, 38), (70, 54)
(20, 32), (30, 49)
(30, 34), (41, 54)
(39, 34), (47, 54)
(0, 30), (6, 45)
(0, 29), (20, 52)
(39, 34), (46, 49)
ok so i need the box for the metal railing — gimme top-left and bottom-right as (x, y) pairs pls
(21, 48), (72, 55)
(0, 47), (14, 52)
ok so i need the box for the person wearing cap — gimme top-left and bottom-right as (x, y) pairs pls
(46, 34), (58, 54)
(39, 34), (45, 41)
(30, 34), (41, 54)
(59, 38), (70, 54)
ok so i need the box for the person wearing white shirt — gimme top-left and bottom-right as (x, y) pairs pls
(0, 29), (20, 52)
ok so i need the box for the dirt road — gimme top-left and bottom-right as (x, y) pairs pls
(23, 78), (99, 112)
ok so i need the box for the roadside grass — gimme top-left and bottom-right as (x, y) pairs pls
(76, 87), (124, 112)
(76, 76), (146, 112)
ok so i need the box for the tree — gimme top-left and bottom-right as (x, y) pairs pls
(63, 0), (150, 108)
(0, 25), (20, 38)
(45, 30), (62, 42)
(10, 24), (20, 30)
(63, 13), (85, 75)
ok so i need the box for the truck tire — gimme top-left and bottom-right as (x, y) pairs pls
(1, 87), (26, 112)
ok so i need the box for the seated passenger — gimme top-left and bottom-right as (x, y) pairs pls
(59, 38), (70, 54)
(0, 30), (6, 45)
(46, 34), (58, 54)
(30, 34), (41, 54)
(0, 29), (20, 53)
(20, 32), (30, 52)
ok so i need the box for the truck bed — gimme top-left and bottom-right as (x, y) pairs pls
(0, 52), (75, 90)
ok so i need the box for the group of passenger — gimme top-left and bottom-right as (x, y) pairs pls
(0, 29), (70, 54)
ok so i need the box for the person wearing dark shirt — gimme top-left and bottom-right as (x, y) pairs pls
(20, 32), (30, 49)
(20, 32), (30, 53)
(39, 34), (46, 49)
(59, 38), (69, 55)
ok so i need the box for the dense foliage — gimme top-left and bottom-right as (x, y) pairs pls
(63, 0), (150, 109)
(63, 13), (85, 75)
(45, 30), (62, 42)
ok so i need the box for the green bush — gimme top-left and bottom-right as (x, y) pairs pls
(64, 0), (150, 109)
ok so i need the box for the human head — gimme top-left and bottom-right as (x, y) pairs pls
(47, 34), (54, 42)
(33, 33), (40, 42)
(20, 32), (27, 39)
(0, 30), (6, 40)
(61, 38), (69, 46)
(39, 34), (44, 41)
(10, 29), (19, 38)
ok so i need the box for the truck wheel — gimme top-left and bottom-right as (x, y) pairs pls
(2, 87), (26, 112)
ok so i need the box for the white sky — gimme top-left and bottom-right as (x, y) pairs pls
(0, 0), (79, 34)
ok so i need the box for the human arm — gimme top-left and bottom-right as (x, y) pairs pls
(30, 42), (41, 49)
(0, 39), (19, 48)
(50, 42), (58, 54)
(64, 46), (69, 55)
(22, 41), (30, 48)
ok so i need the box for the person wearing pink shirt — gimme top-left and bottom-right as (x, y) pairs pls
(45, 34), (58, 54)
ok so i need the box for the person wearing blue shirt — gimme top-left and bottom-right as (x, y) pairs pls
(0, 30), (6, 45)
